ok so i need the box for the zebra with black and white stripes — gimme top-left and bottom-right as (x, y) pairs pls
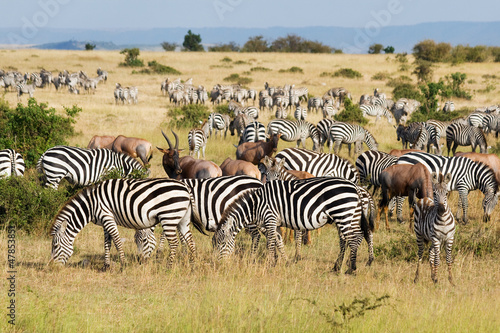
(355, 150), (397, 194)
(322, 104), (337, 119)
(208, 112), (231, 138)
(239, 121), (267, 144)
(445, 123), (488, 156)
(328, 122), (378, 155)
(396, 123), (429, 151)
(467, 111), (488, 129)
(275, 107), (288, 119)
(413, 172), (456, 285)
(213, 177), (373, 273)
(397, 152), (499, 223)
(234, 106), (259, 120)
(316, 118), (336, 152)
(307, 97), (323, 113)
(267, 119), (320, 152)
(49, 178), (205, 269)
(188, 122), (209, 159)
(0, 149), (25, 178)
(294, 106), (307, 120)
(360, 104), (394, 123)
(16, 81), (37, 101)
(36, 145), (147, 189)
(275, 147), (359, 183)
(442, 101), (455, 112)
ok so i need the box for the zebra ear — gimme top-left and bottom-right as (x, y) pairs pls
(444, 173), (452, 185)
(262, 155), (272, 167)
(431, 172), (439, 184)
(277, 158), (286, 169)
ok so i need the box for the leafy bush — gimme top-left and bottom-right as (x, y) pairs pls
(368, 43), (383, 54)
(439, 72), (472, 100)
(334, 98), (367, 125)
(233, 60), (247, 65)
(214, 104), (232, 116)
(279, 66), (303, 74)
(183, 30), (204, 52)
(413, 39), (452, 62)
(168, 104), (210, 129)
(161, 42), (177, 51)
(330, 68), (363, 79)
(223, 73), (253, 85)
(371, 72), (391, 81)
(220, 57), (232, 62)
(208, 42), (240, 52)
(392, 83), (422, 101)
(133, 61), (181, 75)
(250, 66), (272, 72)
(0, 98), (81, 168)
(387, 75), (413, 87)
(119, 48), (144, 67)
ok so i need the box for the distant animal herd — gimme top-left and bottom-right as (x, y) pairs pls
(2, 66), (500, 285)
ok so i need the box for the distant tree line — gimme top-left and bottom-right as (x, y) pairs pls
(413, 39), (500, 63)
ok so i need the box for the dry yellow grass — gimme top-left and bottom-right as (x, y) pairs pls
(1, 49), (500, 332)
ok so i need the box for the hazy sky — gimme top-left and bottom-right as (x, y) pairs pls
(2, 0), (499, 30)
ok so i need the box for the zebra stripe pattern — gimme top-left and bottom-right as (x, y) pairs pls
(294, 106), (307, 120)
(397, 152), (499, 223)
(0, 149), (25, 178)
(413, 173), (456, 285)
(446, 123), (488, 155)
(355, 150), (397, 193)
(275, 147), (359, 184)
(360, 104), (394, 123)
(208, 112), (231, 138)
(188, 128), (208, 159)
(239, 121), (267, 144)
(316, 119), (336, 152)
(49, 178), (205, 268)
(322, 104), (337, 119)
(328, 122), (378, 155)
(214, 178), (373, 273)
(36, 145), (146, 189)
(16, 82), (36, 101)
(267, 119), (320, 152)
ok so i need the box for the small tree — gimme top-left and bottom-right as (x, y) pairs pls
(208, 42), (240, 52)
(368, 43), (384, 54)
(183, 30), (204, 51)
(161, 42), (177, 51)
(384, 46), (395, 54)
(419, 81), (444, 114)
(241, 35), (269, 52)
(413, 60), (434, 83)
(85, 43), (96, 51)
(120, 48), (144, 67)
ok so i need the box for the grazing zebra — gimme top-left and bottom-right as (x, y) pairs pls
(294, 106), (307, 120)
(445, 123), (488, 156)
(97, 68), (108, 82)
(16, 82), (36, 101)
(467, 111), (489, 129)
(208, 112), (231, 138)
(36, 145), (147, 189)
(327, 87), (351, 104)
(134, 176), (264, 260)
(426, 119), (449, 140)
(328, 122), (378, 155)
(291, 85), (308, 102)
(396, 123), (428, 150)
(322, 104), (337, 119)
(307, 97), (323, 113)
(442, 101), (455, 112)
(235, 106), (259, 120)
(275, 147), (359, 183)
(360, 104), (394, 123)
(374, 88), (386, 99)
(0, 149), (25, 178)
(213, 177), (373, 273)
(413, 173), (456, 285)
(229, 113), (252, 138)
(259, 95), (273, 111)
(188, 122), (209, 159)
(239, 121), (267, 144)
(355, 150), (397, 195)
(267, 119), (320, 152)
(397, 152), (499, 223)
(275, 107), (288, 119)
(49, 178), (205, 269)
(316, 119), (336, 152)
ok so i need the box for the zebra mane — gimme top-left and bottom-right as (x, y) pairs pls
(216, 188), (257, 231)
(50, 186), (93, 236)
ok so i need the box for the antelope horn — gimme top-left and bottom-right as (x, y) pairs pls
(172, 130), (179, 150)
(161, 129), (173, 150)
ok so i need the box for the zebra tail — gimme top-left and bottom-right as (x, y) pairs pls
(188, 190), (208, 236)
(360, 209), (374, 240)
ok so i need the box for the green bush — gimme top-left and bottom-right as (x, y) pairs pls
(387, 75), (413, 87)
(250, 66), (272, 72)
(119, 48), (144, 67)
(223, 73), (253, 85)
(333, 68), (363, 79)
(214, 104), (232, 116)
(440, 72), (472, 100)
(371, 72), (391, 81)
(392, 83), (422, 101)
(0, 98), (81, 168)
(133, 60), (181, 75)
(168, 104), (210, 129)
(334, 98), (367, 125)
(279, 66), (304, 74)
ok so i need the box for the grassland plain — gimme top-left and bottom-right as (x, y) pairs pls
(1, 49), (499, 332)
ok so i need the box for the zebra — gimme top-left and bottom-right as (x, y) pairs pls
(294, 106), (307, 121)
(134, 176), (264, 260)
(229, 113), (252, 138)
(208, 112), (231, 138)
(328, 122), (378, 155)
(445, 123), (488, 156)
(467, 111), (489, 129)
(291, 85), (308, 102)
(197, 85), (208, 104)
(327, 87), (351, 104)
(16, 82), (36, 101)
(275, 147), (359, 184)
(259, 95), (273, 111)
(396, 123), (428, 150)
(128, 86), (138, 104)
(322, 104), (337, 119)
(36, 145), (147, 190)
(275, 107), (288, 119)
(355, 150), (398, 195)
(426, 119), (449, 140)
(188, 123), (209, 159)
(267, 119), (320, 152)
(239, 121), (267, 144)
(0, 149), (25, 178)
(97, 68), (108, 82)
(49, 178), (205, 269)
(307, 97), (323, 113)
(235, 106), (259, 120)
(360, 104), (394, 123)
(316, 119), (336, 152)
(397, 152), (499, 223)
(413, 172), (456, 285)
(374, 88), (386, 99)
(213, 177), (373, 274)
(442, 101), (455, 112)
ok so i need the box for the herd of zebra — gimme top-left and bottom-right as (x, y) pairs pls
(0, 67), (108, 99)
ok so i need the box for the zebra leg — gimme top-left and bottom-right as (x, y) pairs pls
(396, 196), (405, 224)
(265, 222), (278, 266)
(160, 223), (180, 269)
(414, 238), (425, 283)
(249, 226), (261, 257)
(177, 213), (197, 264)
(333, 231), (346, 272)
(345, 235), (362, 274)
(103, 230), (112, 271)
(445, 238), (455, 286)
(429, 240), (440, 284)
(458, 190), (469, 224)
(102, 219), (126, 267)
(294, 230), (303, 262)
(365, 229), (374, 267)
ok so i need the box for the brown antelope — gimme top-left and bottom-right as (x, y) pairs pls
(235, 132), (281, 165)
(87, 135), (116, 149)
(454, 152), (500, 185)
(220, 157), (261, 179)
(388, 148), (423, 157)
(158, 130), (222, 179)
(111, 135), (154, 166)
(377, 163), (434, 231)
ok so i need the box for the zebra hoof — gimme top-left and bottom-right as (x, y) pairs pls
(344, 268), (356, 275)
(101, 264), (110, 272)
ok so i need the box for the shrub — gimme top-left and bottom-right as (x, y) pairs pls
(368, 43), (383, 54)
(333, 68), (362, 79)
(183, 30), (204, 52)
(391, 83), (422, 101)
(119, 48), (144, 67)
(0, 98), (81, 168)
(220, 57), (232, 62)
(223, 73), (253, 85)
(85, 43), (96, 51)
(387, 75), (413, 87)
(250, 66), (272, 72)
(334, 98), (367, 125)
(209, 42), (240, 52)
(371, 72), (391, 81)
(161, 42), (177, 51)
(413, 39), (452, 62)
(412, 60), (434, 82)
(279, 66), (303, 74)
(440, 72), (472, 100)
(168, 104), (210, 129)
(214, 104), (232, 116)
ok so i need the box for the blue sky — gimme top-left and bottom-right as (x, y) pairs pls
(2, 0), (499, 30)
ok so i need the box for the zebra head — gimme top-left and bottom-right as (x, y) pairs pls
(432, 172), (451, 214)
(482, 189), (499, 222)
(120, 153), (149, 178)
(157, 130), (183, 178)
(134, 228), (157, 263)
(260, 155), (285, 182)
(213, 217), (237, 260)
(49, 220), (73, 266)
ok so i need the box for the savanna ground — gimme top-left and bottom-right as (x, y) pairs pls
(1, 49), (500, 332)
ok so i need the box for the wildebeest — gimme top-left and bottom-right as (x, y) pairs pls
(220, 157), (261, 179)
(377, 163), (434, 231)
(235, 132), (281, 165)
(87, 135), (116, 149)
(111, 135), (153, 166)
